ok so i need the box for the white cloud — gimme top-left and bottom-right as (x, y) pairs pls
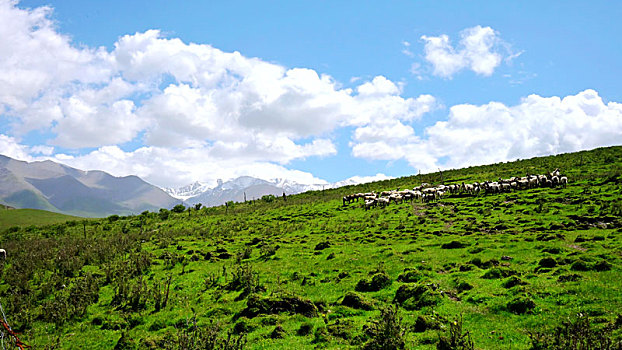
(0, 1), (439, 187)
(351, 89), (622, 172)
(0, 134), (33, 161)
(0, 0), (111, 131)
(51, 145), (329, 188)
(401, 40), (414, 57)
(420, 25), (509, 78)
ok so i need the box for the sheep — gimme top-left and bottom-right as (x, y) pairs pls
(560, 176), (568, 187)
(551, 176), (560, 186)
(343, 195), (355, 206)
(364, 194), (377, 201)
(0, 249), (5, 259)
(388, 193), (402, 204)
(501, 182), (511, 192)
(364, 199), (377, 210)
(377, 197), (390, 208)
(436, 190), (446, 199)
(461, 182), (474, 195)
(528, 175), (539, 188)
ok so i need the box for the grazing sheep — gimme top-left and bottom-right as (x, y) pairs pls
(551, 175), (560, 186)
(517, 178), (529, 190)
(560, 176), (568, 187)
(389, 193), (403, 204)
(377, 197), (390, 208)
(422, 192), (436, 202)
(0, 249), (5, 259)
(461, 182), (474, 194)
(364, 199), (377, 210)
(501, 182), (511, 192)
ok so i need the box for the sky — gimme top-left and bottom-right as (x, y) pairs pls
(1, 0), (621, 189)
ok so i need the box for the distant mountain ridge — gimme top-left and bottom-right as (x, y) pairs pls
(164, 174), (393, 207)
(0, 155), (181, 217)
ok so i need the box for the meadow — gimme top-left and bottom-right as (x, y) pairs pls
(0, 206), (81, 231)
(0, 146), (620, 349)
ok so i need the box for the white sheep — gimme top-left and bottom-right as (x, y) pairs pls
(0, 249), (6, 259)
(378, 197), (390, 208)
(364, 199), (377, 210)
(560, 176), (568, 187)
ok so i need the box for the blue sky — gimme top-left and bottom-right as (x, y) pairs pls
(1, 1), (621, 187)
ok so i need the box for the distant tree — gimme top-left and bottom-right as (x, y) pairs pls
(261, 195), (276, 203)
(194, 203), (203, 211)
(158, 208), (170, 220)
(172, 204), (186, 213)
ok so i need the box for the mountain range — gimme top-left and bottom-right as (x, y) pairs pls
(0, 154), (391, 217)
(0, 155), (180, 218)
(163, 174), (393, 207)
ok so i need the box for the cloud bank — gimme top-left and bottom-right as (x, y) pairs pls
(0, 1), (435, 187)
(351, 89), (622, 172)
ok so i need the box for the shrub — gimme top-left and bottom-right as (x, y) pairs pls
(355, 272), (391, 292)
(363, 305), (406, 350)
(507, 297), (536, 314)
(528, 313), (622, 350)
(341, 291), (374, 310)
(436, 315), (474, 350)
(158, 208), (170, 220)
(393, 283), (440, 310)
(171, 204), (186, 213)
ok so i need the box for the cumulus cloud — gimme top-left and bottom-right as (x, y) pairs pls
(420, 25), (509, 78)
(351, 89), (622, 172)
(50, 145), (329, 188)
(0, 1), (438, 187)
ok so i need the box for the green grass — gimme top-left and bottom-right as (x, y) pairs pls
(0, 206), (83, 230)
(0, 145), (621, 349)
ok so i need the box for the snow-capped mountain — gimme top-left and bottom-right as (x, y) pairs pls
(163, 181), (209, 201)
(164, 174), (392, 207)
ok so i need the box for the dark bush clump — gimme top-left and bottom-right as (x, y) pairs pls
(355, 272), (391, 292)
(441, 241), (468, 249)
(397, 269), (424, 283)
(393, 283), (440, 310)
(507, 297), (536, 314)
(538, 257), (557, 268)
(362, 305), (406, 350)
(436, 315), (474, 350)
(341, 291), (374, 310)
(502, 276), (527, 289)
(528, 313), (622, 350)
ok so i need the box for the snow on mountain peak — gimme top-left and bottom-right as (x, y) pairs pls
(162, 173), (393, 202)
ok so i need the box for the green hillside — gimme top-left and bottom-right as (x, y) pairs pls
(0, 146), (620, 349)
(0, 205), (83, 231)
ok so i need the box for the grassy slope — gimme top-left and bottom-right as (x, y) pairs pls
(0, 206), (83, 230)
(0, 146), (620, 349)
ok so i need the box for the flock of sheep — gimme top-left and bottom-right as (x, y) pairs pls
(343, 169), (568, 210)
